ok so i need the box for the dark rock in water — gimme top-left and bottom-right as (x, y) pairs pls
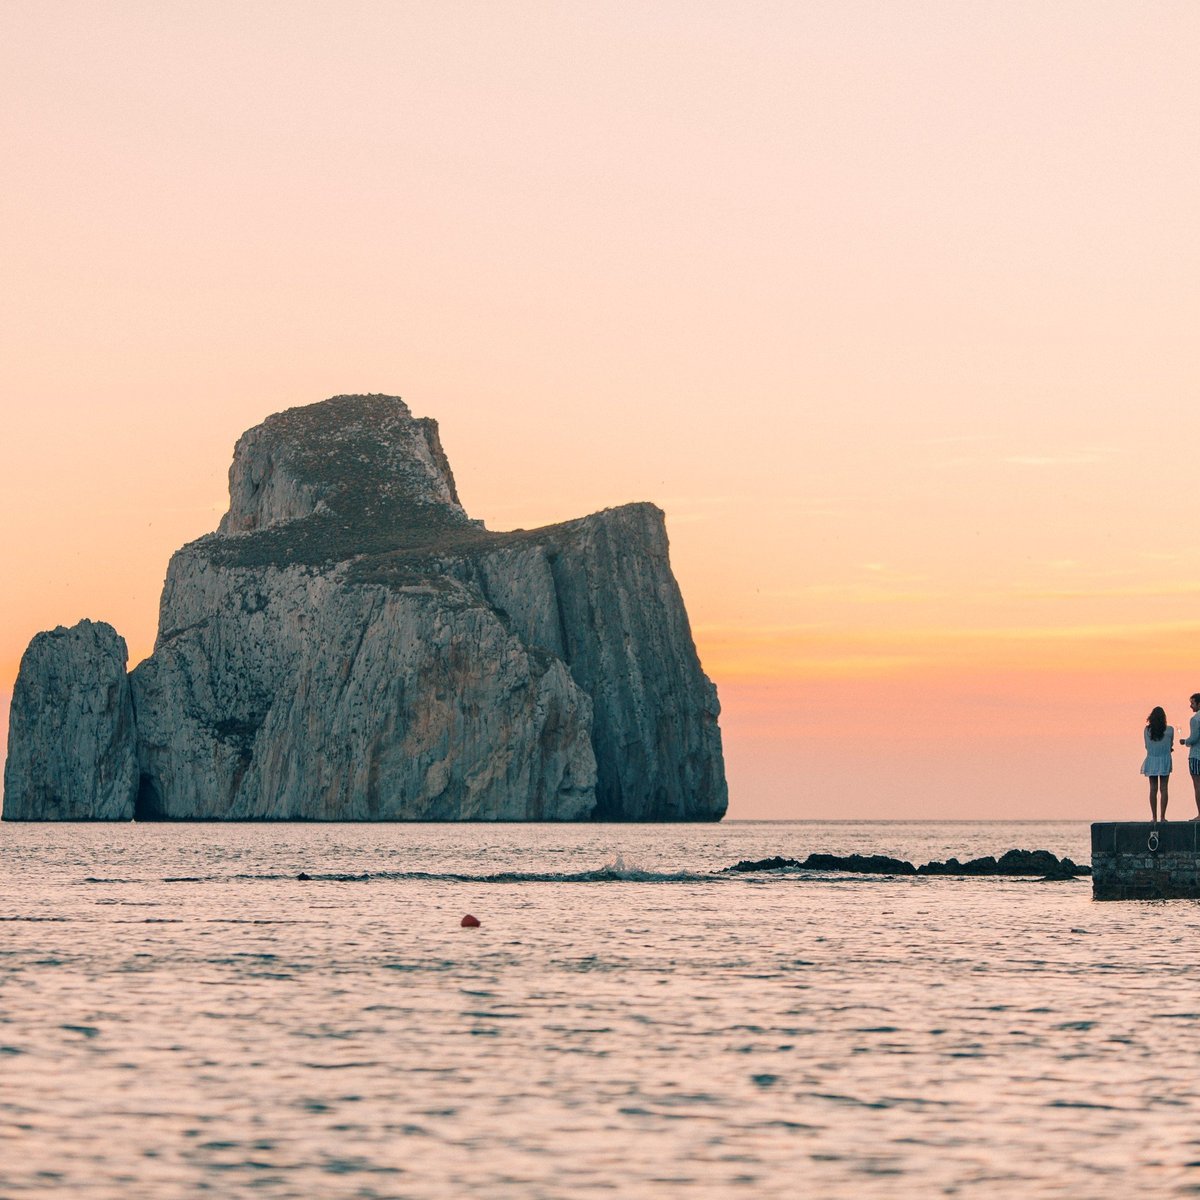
(726, 848), (1091, 878)
(800, 853), (918, 875)
(919, 849), (1089, 877)
(4, 395), (726, 822)
(723, 853), (917, 875)
(3, 620), (137, 820)
(995, 849), (1061, 875)
(1037, 857), (1091, 880)
(917, 857), (956, 875)
(725, 856), (803, 873)
(918, 856), (999, 876)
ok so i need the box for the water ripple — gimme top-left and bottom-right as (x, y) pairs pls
(4, 818), (1192, 1198)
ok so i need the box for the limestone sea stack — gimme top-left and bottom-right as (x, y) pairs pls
(3, 620), (138, 820)
(3, 394), (727, 821)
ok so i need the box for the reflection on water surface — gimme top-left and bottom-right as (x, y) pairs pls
(2, 821), (1197, 1197)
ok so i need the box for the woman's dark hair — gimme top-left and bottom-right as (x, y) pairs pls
(1148, 706), (1168, 742)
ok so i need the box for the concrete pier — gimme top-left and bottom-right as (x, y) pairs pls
(1092, 822), (1200, 900)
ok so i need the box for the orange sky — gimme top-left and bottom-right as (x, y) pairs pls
(3, 2), (1199, 819)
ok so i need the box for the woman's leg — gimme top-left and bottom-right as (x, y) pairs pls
(1162, 775), (1169, 820)
(1150, 777), (1160, 822)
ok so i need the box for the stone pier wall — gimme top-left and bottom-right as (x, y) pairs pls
(1092, 822), (1200, 900)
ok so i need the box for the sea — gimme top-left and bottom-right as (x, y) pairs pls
(2, 818), (1198, 1199)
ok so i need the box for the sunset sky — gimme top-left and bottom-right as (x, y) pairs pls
(3, 1), (1198, 819)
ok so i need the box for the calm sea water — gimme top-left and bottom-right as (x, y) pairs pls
(2, 819), (1199, 1198)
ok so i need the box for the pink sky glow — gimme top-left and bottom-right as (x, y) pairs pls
(3, 2), (1199, 818)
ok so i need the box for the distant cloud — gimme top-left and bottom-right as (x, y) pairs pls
(937, 446), (1118, 470)
(1015, 582), (1200, 601)
(915, 434), (997, 446)
(759, 582), (939, 603)
(694, 615), (1200, 683)
(776, 496), (842, 515)
(697, 618), (1200, 645)
(1001, 448), (1114, 467)
(756, 569), (1200, 607)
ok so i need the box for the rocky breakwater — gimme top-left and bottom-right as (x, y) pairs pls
(726, 849), (1091, 880)
(4, 394), (726, 821)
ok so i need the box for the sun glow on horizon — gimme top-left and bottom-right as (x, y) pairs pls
(3, 1), (1198, 818)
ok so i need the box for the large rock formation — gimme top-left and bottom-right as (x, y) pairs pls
(3, 620), (137, 819)
(4, 394), (726, 820)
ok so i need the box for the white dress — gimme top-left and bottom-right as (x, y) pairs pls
(1141, 726), (1174, 776)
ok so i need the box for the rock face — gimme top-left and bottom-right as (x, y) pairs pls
(3, 620), (137, 819)
(4, 394), (726, 821)
(130, 564), (598, 820)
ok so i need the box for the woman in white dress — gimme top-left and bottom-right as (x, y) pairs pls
(1143, 705), (1174, 822)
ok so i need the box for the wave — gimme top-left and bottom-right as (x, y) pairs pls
(82, 855), (712, 887)
(295, 865), (710, 884)
(75, 848), (1091, 887)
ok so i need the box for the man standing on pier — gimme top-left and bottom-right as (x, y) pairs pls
(1180, 694), (1200, 820)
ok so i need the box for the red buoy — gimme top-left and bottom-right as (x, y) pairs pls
(460, 914), (481, 927)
